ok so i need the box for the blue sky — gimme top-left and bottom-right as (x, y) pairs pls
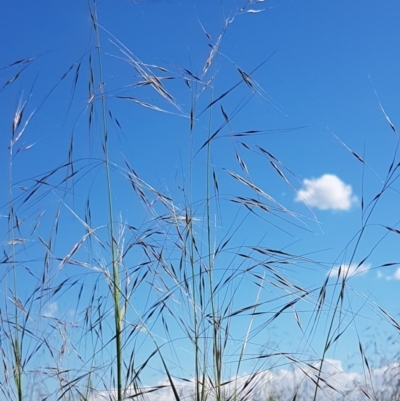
(2, 0), (400, 399)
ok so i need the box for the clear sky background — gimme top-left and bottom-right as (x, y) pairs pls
(1, 0), (400, 400)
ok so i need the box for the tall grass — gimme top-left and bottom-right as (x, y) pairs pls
(1, 1), (400, 401)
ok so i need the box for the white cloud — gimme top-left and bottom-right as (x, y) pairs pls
(42, 302), (58, 318)
(329, 263), (370, 278)
(296, 174), (357, 211)
(377, 268), (400, 281)
(89, 359), (400, 401)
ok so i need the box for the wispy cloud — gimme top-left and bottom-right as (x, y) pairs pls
(296, 174), (357, 211)
(378, 267), (400, 281)
(329, 263), (370, 278)
(42, 302), (58, 318)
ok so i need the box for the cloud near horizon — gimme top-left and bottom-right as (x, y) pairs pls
(90, 359), (400, 401)
(296, 174), (357, 211)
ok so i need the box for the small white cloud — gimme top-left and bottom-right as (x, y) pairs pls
(42, 302), (58, 318)
(329, 263), (370, 278)
(380, 268), (400, 281)
(295, 174), (357, 211)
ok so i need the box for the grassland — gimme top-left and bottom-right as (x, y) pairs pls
(1, 1), (400, 401)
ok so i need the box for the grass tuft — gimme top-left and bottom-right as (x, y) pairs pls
(1, 1), (400, 401)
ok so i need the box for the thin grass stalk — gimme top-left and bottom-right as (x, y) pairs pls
(92, 5), (123, 401)
(9, 113), (23, 401)
(189, 89), (203, 401)
(205, 96), (222, 401)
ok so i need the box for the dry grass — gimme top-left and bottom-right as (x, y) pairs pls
(1, 1), (400, 401)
